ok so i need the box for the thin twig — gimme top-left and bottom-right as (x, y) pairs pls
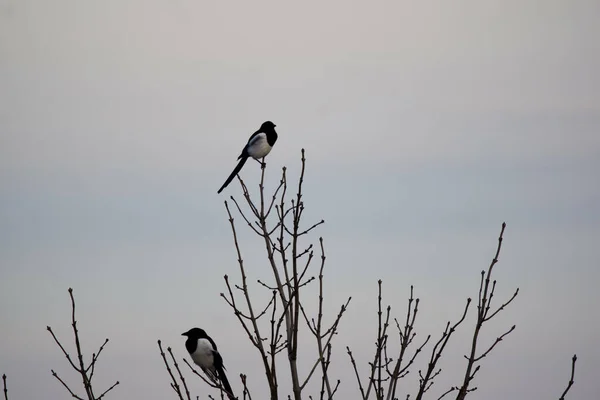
(241, 374), (253, 400)
(472, 325), (515, 362)
(437, 387), (457, 400)
(559, 355), (577, 400)
(48, 289), (118, 400)
(51, 369), (84, 400)
(158, 340), (184, 400)
(414, 298), (471, 400)
(364, 280), (392, 400)
(347, 347), (367, 399)
(388, 286), (427, 400)
(46, 326), (78, 371)
(2, 374), (8, 400)
(96, 381), (120, 400)
(168, 347), (191, 400)
(86, 338), (109, 374)
(456, 223), (517, 400)
(483, 288), (519, 322)
(68, 288), (95, 400)
(223, 200), (274, 390)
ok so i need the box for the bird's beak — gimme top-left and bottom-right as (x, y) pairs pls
(181, 332), (187, 336)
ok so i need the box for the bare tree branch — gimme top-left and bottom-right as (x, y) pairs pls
(2, 374), (8, 400)
(299, 238), (350, 397)
(67, 288), (95, 400)
(51, 369), (84, 400)
(437, 387), (458, 400)
(96, 381), (120, 400)
(387, 286), (429, 400)
(86, 338), (109, 375)
(241, 374), (253, 400)
(456, 223), (517, 400)
(223, 200), (276, 395)
(220, 149), (347, 400)
(168, 347), (191, 400)
(157, 340), (185, 400)
(483, 288), (519, 322)
(347, 346), (367, 399)
(414, 298), (471, 400)
(472, 325), (515, 362)
(559, 355), (577, 400)
(48, 288), (119, 400)
(47, 326), (78, 371)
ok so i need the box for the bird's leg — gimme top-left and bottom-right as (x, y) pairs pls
(253, 157), (266, 169)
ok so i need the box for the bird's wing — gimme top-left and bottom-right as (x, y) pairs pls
(205, 336), (227, 371)
(212, 348), (226, 371)
(206, 336), (219, 352)
(200, 366), (219, 384)
(213, 350), (234, 399)
(246, 129), (263, 145)
(239, 130), (264, 159)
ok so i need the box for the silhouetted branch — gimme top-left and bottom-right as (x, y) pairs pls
(472, 325), (515, 362)
(2, 374), (8, 400)
(169, 347), (191, 400)
(157, 340), (185, 400)
(51, 369), (84, 400)
(86, 338), (108, 378)
(414, 298), (471, 400)
(347, 346), (367, 399)
(387, 286), (429, 400)
(456, 223), (517, 400)
(222, 149), (347, 400)
(47, 288), (119, 400)
(156, 143), (578, 400)
(483, 288), (519, 322)
(96, 381), (119, 400)
(300, 238), (351, 397)
(241, 373), (253, 400)
(349, 278), (468, 400)
(437, 387), (458, 400)
(222, 200), (276, 395)
(559, 355), (577, 400)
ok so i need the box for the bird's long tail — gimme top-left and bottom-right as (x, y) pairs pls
(217, 366), (235, 400)
(217, 156), (248, 194)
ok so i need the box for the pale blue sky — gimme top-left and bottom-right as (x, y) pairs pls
(1, 1), (599, 399)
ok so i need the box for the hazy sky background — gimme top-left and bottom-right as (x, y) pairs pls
(1, 0), (599, 399)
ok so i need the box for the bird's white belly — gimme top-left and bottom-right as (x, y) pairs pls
(247, 133), (272, 159)
(191, 338), (214, 368)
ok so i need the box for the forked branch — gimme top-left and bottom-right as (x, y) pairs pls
(47, 288), (119, 400)
(222, 150), (348, 400)
(456, 223), (517, 400)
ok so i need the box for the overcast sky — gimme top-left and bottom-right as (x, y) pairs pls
(1, 1), (599, 399)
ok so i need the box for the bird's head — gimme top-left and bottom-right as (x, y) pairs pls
(182, 327), (207, 339)
(260, 121), (276, 132)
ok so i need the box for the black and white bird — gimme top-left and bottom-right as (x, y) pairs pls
(217, 121), (278, 194)
(182, 328), (234, 399)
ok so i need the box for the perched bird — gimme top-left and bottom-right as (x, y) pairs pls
(182, 328), (234, 399)
(217, 121), (278, 194)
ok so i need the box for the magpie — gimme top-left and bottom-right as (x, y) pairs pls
(217, 121), (278, 194)
(182, 328), (234, 399)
